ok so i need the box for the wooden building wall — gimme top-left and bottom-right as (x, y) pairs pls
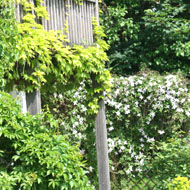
(15, 0), (97, 45)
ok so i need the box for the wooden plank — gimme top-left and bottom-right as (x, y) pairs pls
(68, 0), (73, 44)
(79, 1), (83, 45)
(26, 89), (41, 115)
(95, 100), (111, 190)
(89, 2), (93, 44)
(70, 0), (75, 44)
(60, 0), (65, 30)
(46, 0), (50, 30)
(75, 1), (79, 44)
(80, 1), (86, 45)
(84, 1), (88, 44)
(52, 0), (57, 30)
(55, 0), (61, 30)
(65, 0), (70, 44)
(74, 1), (79, 44)
(86, 0), (96, 2)
(95, 0), (99, 24)
(58, 0), (63, 30)
(26, 90), (41, 115)
(86, 1), (91, 44)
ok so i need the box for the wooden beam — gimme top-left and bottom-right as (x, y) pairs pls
(95, 100), (110, 190)
(86, 0), (96, 3)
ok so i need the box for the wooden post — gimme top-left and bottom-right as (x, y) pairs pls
(94, 0), (110, 189)
(95, 99), (110, 190)
(10, 89), (27, 114)
(26, 89), (41, 115)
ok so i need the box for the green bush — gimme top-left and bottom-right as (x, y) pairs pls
(168, 177), (190, 190)
(0, 0), (19, 89)
(101, 1), (190, 75)
(0, 92), (93, 189)
(150, 137), (190, 189)
(42, 71), (190, 189)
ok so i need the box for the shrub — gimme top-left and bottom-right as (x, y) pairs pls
(42, 71), (190, 189)
(168, 177), (190, 190)
(0, 92), (93, 189)
(0, 0), (19, 89)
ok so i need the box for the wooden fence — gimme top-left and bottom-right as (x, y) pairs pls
(15, 0), (97, 45)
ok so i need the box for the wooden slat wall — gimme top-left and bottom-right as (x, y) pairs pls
(16, 0), (97, 45)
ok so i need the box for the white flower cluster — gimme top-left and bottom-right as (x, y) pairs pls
(104, 73), (190, 176)
(51, 73), (190, 180)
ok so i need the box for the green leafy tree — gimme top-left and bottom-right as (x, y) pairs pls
(101, 0), (190, 75)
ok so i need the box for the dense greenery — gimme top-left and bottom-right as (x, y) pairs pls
(43, 72), (190, 189)
(5, 0), (111, 113)
(0, 0), (19, 88)
(1, 0), (190, 189)
(150, 137), (190, 189)
(101, 0), (190, 75)
(168, 177), (190, 190)
(0, 1), (112, 188)
(0, 92), (93, 189)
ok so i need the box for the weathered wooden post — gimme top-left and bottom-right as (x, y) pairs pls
(94, 0), (110, 189)
(94, 1), (110, 189)
(26, 89), (41, 115)
(10, 90), (27, 113)
(95, 99), (110, 190)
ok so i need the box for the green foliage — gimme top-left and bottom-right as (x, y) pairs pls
(104, 71), (190, 189)
(0, 92), (93, 189)
(0, 172), (16, 190)
(42, 83), (98, 187)
(101, 0), (190, 75)
(42, 71), (190, 189)
(150, 137), (190, 189)
(168, 177), (190, 190)
(0, 0), (19, 89)
(6, 0), (111, 113)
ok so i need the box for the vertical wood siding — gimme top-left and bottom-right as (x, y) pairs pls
(16, 0), (97, 45)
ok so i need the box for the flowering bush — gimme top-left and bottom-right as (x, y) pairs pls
(168, 177), (190, 190)
(42, 71), (190, 189)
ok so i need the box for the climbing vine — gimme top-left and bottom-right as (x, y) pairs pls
(0, 0), (19, 89)
(6, 0), (111, 113)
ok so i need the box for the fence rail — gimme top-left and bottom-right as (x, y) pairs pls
(15, 0), (97, 45)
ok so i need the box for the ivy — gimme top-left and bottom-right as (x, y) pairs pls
(0, 0), (19, 89)
(6, 0), (111, 113)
